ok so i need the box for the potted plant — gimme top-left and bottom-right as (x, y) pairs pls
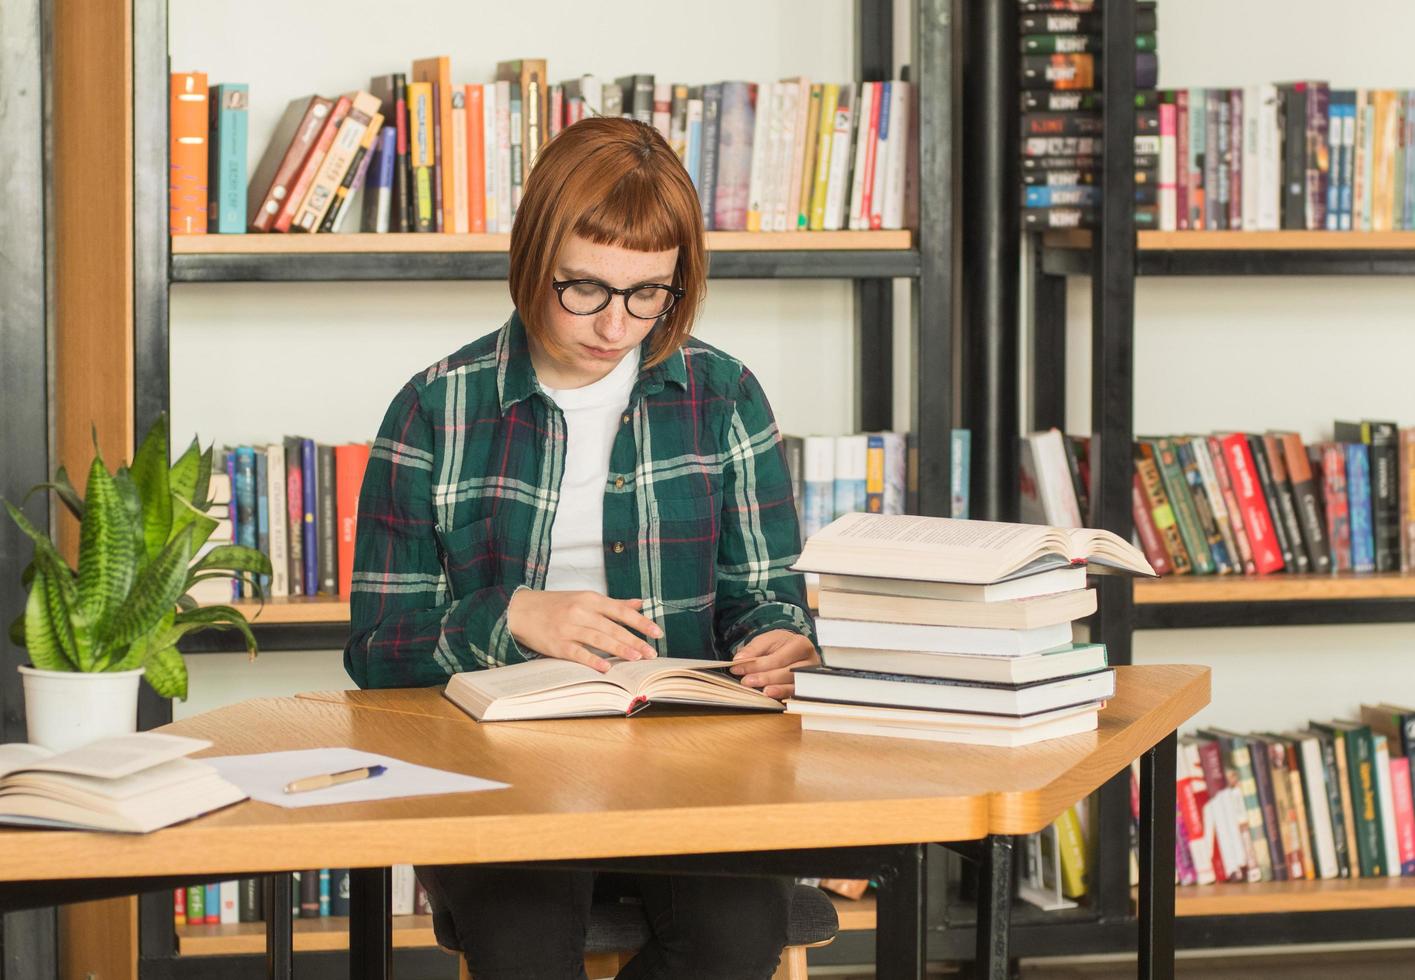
(5, 414), (270, 751)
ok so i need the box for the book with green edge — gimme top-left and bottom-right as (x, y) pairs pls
(1140, 438), (1215, 574)
(1313, 720), (1386, 877)
(1199, 728), (1273, 881)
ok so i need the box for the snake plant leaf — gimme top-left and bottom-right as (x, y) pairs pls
(176, 594), (198, 612)
(111, 611), (172, 672)
(24, 569), (75, 672)
(8, 613), (24, 649)
(76, 455), (137, 639)
(191, 544), (273, 578)
(5, 500), (75, 588)
(170, 493), (219, 553)
(174, 605), (258, 658)
(38, 565), (80, 669)
(21, 560), (35, 590)
(169, 436), (201, 511)
(143, 645), (188, 700)
(22, 466), (85, 522)
(111, 468), (148, 569)
(130, 414), (172, 561)
(104, 524), (194, 648)
(193, 443), (213, 513)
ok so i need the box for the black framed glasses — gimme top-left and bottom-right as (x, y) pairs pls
(551, 279), (684, 320)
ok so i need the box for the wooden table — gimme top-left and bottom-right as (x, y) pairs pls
(0, 664), (1206, 980)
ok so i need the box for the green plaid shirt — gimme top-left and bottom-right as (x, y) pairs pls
(345, 313), (814, 689)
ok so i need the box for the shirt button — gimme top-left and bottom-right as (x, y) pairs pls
(612, 541), (625, 554)
(621, 413), (631, 425)
(614, 476), (625, 489)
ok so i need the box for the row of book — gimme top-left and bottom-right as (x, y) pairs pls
(193, 441), (370, 604)
(782, 430), (971, 542)
(1020, 424), (1415, 576)
(1167, 705), (1415, 885)
(1151, 85), (1415, 232)
(1019, 0), (1162, 231)
(171, 58), (915, 238)
(173, 866), (429, 925)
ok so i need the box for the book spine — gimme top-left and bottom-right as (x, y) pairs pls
(1205, 436), (1257, 574)
(390, 75), (409, 233)
(284, 440), (304, 596)
(864, 434), (886, 513)
(1220, 434), (1284, 573)
(301, 439), (318, 596)
(407, 83), (436, 232)
(1175, 808), (1198, 886)
(1369, 422), (1400, 572)
(1286, 752), (1317, 880)
(330, 869), (351, 917)
(1320, 443), (1353, 571)
(1131, 472), (1172, 576)
(745, 81), (772, 232)
(699, 83), (723, 230)
(254, 449), (270, 593)
(1228, 739), (1275, 881)
(220, 880), (239, 924)
(1264, 743), (1305, 879)
(1316, 732), (1353, 877)
(317, 444), (337, 595)
(239, 878), (262, 922)
(685, 95), (704, 194)
(712, 82), (755, 231)
(362, 126), (397, 235)
(802, 436), (835, 540)
(170, 72), (209, 235)
(833, 435), (867, 519)
(1158, 101), (1177, 230)
(1204, 90), (1222, 230)
(1347, 443), (1376, 572)
(226, 452), (238, 599)
(508, 83), (523, 214)
(882, 82), (909, 230)
(1297, 737), (1339, 879)
(185, 885), (204, 924)
(1020, 54), (1096, 91)
(1175, 90), (1190, 229)
(1135, 452), (1192, 574)
(1054, 804), (1087, 898)
(276, 96), (351, 233)
(467, 85), (485, 234)
(1148, 439), (1214, 574)
(208, 84), (248, 233)
(1229, 88), (1244, 230)
(1374, 735), (1402, 877)
(1281, 432), (1333, 573)
(1260, 433), (1311, 574)
(1403, 428), (1415, 571)
(335, 444), (371, 597)
(1327, 93), (1346, 230)
(174, 887), (185, 927)
(950, 429), (970, 519)
(319, 868), (331, 916)
(823, 85), (855, 231)
(300, 868), (320, 918)
(1349, 727), (1386, 876)
(1187, 438), (1241, 573)
(204, 883), (219, 924)
(1247, 435), (1297, 572)
(1177, 743), (1218, 884)
(1389, 755), (1415, 875)
(1247, 737), (1289, 881)
(1280, 85), (1307, 229)
(1307, 82), (1331, 231)
(233, 448), (257, 597)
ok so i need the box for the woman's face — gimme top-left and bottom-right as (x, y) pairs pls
(532, 233), (679, 390)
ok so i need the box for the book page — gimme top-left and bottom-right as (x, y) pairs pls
(0, 733), (210, 780)
(605, 657), (735, 694)
(456, 657), (626, 702)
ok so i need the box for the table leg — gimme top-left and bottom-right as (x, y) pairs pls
(974, 835), (1013, 980)
(873, 843), (926, 980)
(349, 867), (392, 980)
(1138, 730), (1178, 980)
(263, 874), (293, 980)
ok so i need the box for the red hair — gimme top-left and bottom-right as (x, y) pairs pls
(508, 116), (707, 367)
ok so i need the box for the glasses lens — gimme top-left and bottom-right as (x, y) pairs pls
(626, 286), (677, 319)
(560, 281), (610, 315)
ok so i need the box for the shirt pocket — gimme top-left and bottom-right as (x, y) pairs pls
(434, 517), (498, 600)
(647, 488), (722, 608)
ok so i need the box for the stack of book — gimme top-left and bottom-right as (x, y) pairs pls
(1020, 0), (1161, 230)
(1159, 705), (1415, 885)
(174, 865), (431, 926)
(1154, 83), (1415, 232)
(787, 513), (1155, 746)
(170, 59), (915, 237)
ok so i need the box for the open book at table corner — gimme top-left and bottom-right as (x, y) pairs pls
(443, 656), (786, 723)
(0, 731), (248, 833)
(793, 513), (1156, 585)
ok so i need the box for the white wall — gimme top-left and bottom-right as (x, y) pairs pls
(1061, 0), (1415, 732)
(168, 0), (900, 717)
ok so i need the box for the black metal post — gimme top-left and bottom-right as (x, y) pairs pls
(973, 836), (1014, 980)
(1030, 244), (1068, 433)
(1139, 731), (1178, 980)
(961, 0), (1019, 521)
(349, 867), (393, 980)
(911, 0), (957, 516)
(264, 874), (294, 980)
(874, 843), (926, 980)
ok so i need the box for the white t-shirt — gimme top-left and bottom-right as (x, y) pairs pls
(541, 348), (640, 595)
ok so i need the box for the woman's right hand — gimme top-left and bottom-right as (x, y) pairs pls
(506, 590), (662, 672)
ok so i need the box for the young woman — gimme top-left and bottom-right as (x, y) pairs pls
(346, 117), (819, 978)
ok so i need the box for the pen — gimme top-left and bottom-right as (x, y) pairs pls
(283, 764), (387, 795)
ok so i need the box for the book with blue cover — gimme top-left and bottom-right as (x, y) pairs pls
(207, 83), (248, 233)
(1346, 442), (1376, 572)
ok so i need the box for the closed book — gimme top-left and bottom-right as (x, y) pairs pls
(794, 83), (822, 228)
(1403, 428), (1415, 571)
(713, 82), (756, 231)
(407, 82), (436, 232)
(1139, 439), (1212, 574)
(1319, 724), (1363, 877)
(319, 868), (331, 916)
(1134, 451), (1191, 575)
(238, 878), (262, 922)
(174, 887), (185, 927)
(1189, 436), (1245, 574)
(1309, 727), (1354, 877)
(1276, 432), (1332, 573)
(817, 587), (1095, 630)
(801, 436), (834, 540)
(1277, 83), (1308, 229)
(1021, 90), (1103, 113)
(1176, 743), (1217, 884)
(323, 110), (384, 233)
(817, 566), (1086, 604)
(1022, 207), (1096, 230)
(335, 443), (370, 597)
(392, 75), (410, 233)
(1355, 421), (1399, 571)
(1131, 472), (1172, 576)
(1191, 738), (1247, 881)
(615, 73), (654, 124)
(791, 665), (1115, 717)
(283, 438), (305, 596)
(833, 434), (867, 520)
(204, 883), (219, 924)
(226, 453), (239, 599)
(1204, 437), (1257, 575)
(1054, 804), (1088, 898)
(498, 59), (548, 178)
(484, 82), (502, 232)
(1291, 731), (1341, 879)
(1259, 433), (1310, 573)
(300, 868), (320, 918)
(1200, 730), (1276, 881)
(698, 83), (723, 229)
(1246, 435), (1297, 572)
(169, 72), (209, 235)
(788, 699), (1100, 747)
(1020, 54), (1096, 91)
(1387, 756), (1415, 876)
(881, 431), (906, 516)
(360, 126), (397, 234)
(466, 84), (486, 233)
(412, 57), (455, 232)
(1246, 735), (1289, 881)
(815, 618), (1073, 658)
(317, 444), (337, 595)
(275, 95), (351, 233)
(819, 642), (1106, 686)
(207, 84), (248, 233)
(822, 84), (855, 231)
(294, 91), (381, 232)
(1315, 721), (1385, 877)
(1344, 442), (1376, 572)
(951, 429), (971, 519)
(264, 446), (288, 599)
(233, 448), (257, 597)
(864, 434), (886, 513)
(782, 435), (804, 525)
(1175, 438), (1233, 573)
(186, 885), (204, 924)
(254, 450), (270, 593)
(249, 96), (334, 232)
(301, 438), (318, 595)
(1373, 735), (1402, 877)
(1305, 82), (1331, 231)
(1219, 434), (1285, 574)
(330, 868), (351, 917)
(220, 880), (239, 924)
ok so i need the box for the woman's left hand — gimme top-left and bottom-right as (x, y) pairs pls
(729, 630), (820, 701)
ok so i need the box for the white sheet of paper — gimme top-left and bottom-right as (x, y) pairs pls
(204, 748), (509, 809)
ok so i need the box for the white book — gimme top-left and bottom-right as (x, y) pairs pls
(817, 587), (1095, 630)
(761, 83), (786, 232)
(820, 642), (1107, 685)
(745, 81), (774, 231)
(793, 664), (1114, 716)
(789, 695), (1099, 731)
(1257, 84), (1282, 231)
(818, 566), (1088, 603)
(881, 431), (906, 515)
(1295, 732), (1340, 879)
(449, 88), (469, 235)
(580, 74), (603, 117)
(802, 436), (835, 540)
(494, 80), (513, 233)
(1241, 85), (1260, 230)
(782, 77), (812, 229)
(392, 864), (415, 916)
(265, 444), (288, 599)
(685, 97), (704, 189)
(868, 82), (892, 229)
(1179, 742), (1217, 885)
(823, 85), (856, 230)
(882, 82), (909, 230)
(815, 617), (1074, 657)
(847, 82), (873, 229)
(771, 82), (798, 231)
(481, 83), (499, 233)
(792, 703), (1098, 747)
(1020, 430), (1082, 528)
(833, 434), (867, 519)
(220, 880), (239, 924)
(1374, 734), (1402, 877)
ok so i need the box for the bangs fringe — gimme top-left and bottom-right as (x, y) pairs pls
(575, 171), (690, 255)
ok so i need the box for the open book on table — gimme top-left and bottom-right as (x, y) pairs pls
(0, 732), (247, 833)
(443, 656), (785, 722)
(794, 513), (1156, 585)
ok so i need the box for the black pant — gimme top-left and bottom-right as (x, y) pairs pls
(417, 864), (792, 980)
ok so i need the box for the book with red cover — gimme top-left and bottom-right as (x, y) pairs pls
(1205, 436), (1257, 575)
(1317, 443), (1352, 571)
(466, 84), (486, 233)
(335, 444), (371, 597)
(169, 72), (209, 235)
(275, 95), (352, 233)
(249, 96), (333, 232)
(1389, 754), (1415, 876)
(1219, 434), (1286, 574)
(1131, 472), (1172, 576)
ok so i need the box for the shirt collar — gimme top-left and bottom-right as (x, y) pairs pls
(496, 312), (687, 415)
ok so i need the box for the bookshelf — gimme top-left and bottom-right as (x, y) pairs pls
(1012, 1), (1415, 964)
(34, 0), (960, 976)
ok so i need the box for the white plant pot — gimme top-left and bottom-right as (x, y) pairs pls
(18, 665), (144, 752)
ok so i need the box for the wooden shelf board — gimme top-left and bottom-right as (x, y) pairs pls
(176, 914), (436, 956)
(212, 597), (350, 625)
(172, 229), (913, 255)
(830, 893), (876, 931)
(1044, 230), (1415, 251)
(1134, 573), (1415, 605)
(1152, 879), (1415, 918)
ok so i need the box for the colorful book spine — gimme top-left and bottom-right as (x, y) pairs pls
(207, 83), (248, 234)
(254, 449), (270, 593)
(1346, 443), (1376, 572)
(833, 435), (867, 520)
(801, 436), (834, 540)
(407, 82), (436, 233)
(864, 434), (886, 513)
(950, 429), (971, 520)
(233, 448), (257, 598)
(1320, 443), (1353, 571)
(335, 443), (371, 597)
(301, 438), (318, 596)
(169, 72), (209, 235)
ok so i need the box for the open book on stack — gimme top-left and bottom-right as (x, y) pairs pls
(0, 732), (247, 833)
(786, 514), (1156, 746)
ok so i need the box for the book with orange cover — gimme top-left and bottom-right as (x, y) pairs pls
(293, 91), (382, 232)
(412, 56), (455, 232)
(466, 84), (486, 233)
(335, 443), (371, 597)
(274, 95), (351, 233)
(248, 96), (332, 232)
(448, 88), (470, 234)
(169, 72), (209, 235)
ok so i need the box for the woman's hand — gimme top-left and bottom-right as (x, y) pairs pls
(506, 590), (662, 672)
(729, 630), (820, 701)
